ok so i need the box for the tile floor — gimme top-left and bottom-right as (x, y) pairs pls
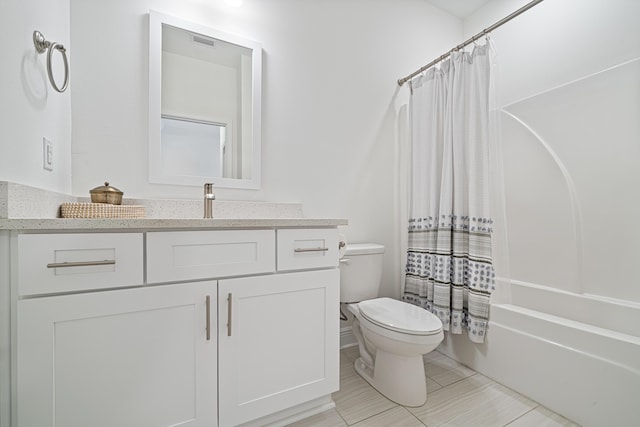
(288, 346), (580, 427)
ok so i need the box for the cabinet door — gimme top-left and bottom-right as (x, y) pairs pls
(17, 282), (217, 427)
(218, 270), (339, 427)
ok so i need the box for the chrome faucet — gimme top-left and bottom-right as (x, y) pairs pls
(204, 183), (215, 219)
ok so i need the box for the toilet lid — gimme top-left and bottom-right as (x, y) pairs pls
(358, 298), (442, 336)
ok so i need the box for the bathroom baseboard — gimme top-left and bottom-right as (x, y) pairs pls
(240, 396), (335, 427)
(340, 326), (356, 349)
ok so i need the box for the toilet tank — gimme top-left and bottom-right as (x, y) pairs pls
(339, 243), (384, 303)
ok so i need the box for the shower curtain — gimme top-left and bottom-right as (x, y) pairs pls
(402, 43), (497, 344)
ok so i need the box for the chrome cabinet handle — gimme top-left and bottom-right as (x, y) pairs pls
(206, 296), (211, 341)
(294, 247), (329, 253)
(47, 260), (116, 268)
(227, 293), (233, 337)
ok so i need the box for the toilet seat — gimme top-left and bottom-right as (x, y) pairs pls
(358, 298), (442, 336)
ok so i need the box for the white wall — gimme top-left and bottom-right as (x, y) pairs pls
(69, 0), (462, 298)
(8, 0), (636, 304)
(0, 0), (72, 194)
(0, 0), (462, 298)
(464, 0), (640, 303)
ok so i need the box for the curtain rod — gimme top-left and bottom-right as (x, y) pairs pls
(397, 0), (545, 86)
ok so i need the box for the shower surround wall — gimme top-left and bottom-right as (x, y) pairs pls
(437, 1), (640, 426)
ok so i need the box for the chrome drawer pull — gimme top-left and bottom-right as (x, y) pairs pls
(46, 260), (116, 268)
(206, 296), (211, 341)
(227, 293), (233, 337)
(294, 247), (329, 253)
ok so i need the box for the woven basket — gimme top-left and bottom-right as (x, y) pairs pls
(60, 203), (146, 219)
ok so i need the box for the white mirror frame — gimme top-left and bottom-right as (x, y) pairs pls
(148, 10), (262, 189)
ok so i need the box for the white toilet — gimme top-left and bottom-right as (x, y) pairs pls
(340, 243), (443, 407)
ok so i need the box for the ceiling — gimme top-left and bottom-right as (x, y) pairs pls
(424, 0), (492, 19)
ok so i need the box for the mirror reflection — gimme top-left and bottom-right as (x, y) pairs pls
(149, 11), (262, 189)
(160, 117), (226, 178)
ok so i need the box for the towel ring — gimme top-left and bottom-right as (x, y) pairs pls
(33, 30), (69, 93)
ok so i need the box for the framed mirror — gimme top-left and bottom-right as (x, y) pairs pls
(149, 11), (262, 189)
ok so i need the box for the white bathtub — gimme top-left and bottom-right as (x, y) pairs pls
(439, 281), (640, 427)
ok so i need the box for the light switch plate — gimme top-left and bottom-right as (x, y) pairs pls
(43, 137), (53, 171)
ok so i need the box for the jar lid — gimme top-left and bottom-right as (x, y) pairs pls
(89, 182), (123, 195)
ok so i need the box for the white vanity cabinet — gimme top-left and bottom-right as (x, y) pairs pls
(9, 226), (340, 427)
(152, 227), (340, 426)
(13, 233), (217, 427)
(17, 282), (217, 427)
(218, 269), (339, 426)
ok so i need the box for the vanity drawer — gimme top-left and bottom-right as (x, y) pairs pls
(146, 230), (276, 283)
(277, 229), (339, 271)
(17, 233), (144, 296)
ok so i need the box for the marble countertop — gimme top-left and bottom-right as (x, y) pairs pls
(0, 217), (348, 231)
(0, 181), (348, 231)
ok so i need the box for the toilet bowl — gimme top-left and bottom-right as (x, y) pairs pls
(348, 298), (443, 407)
(340, 244), (443, 407)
